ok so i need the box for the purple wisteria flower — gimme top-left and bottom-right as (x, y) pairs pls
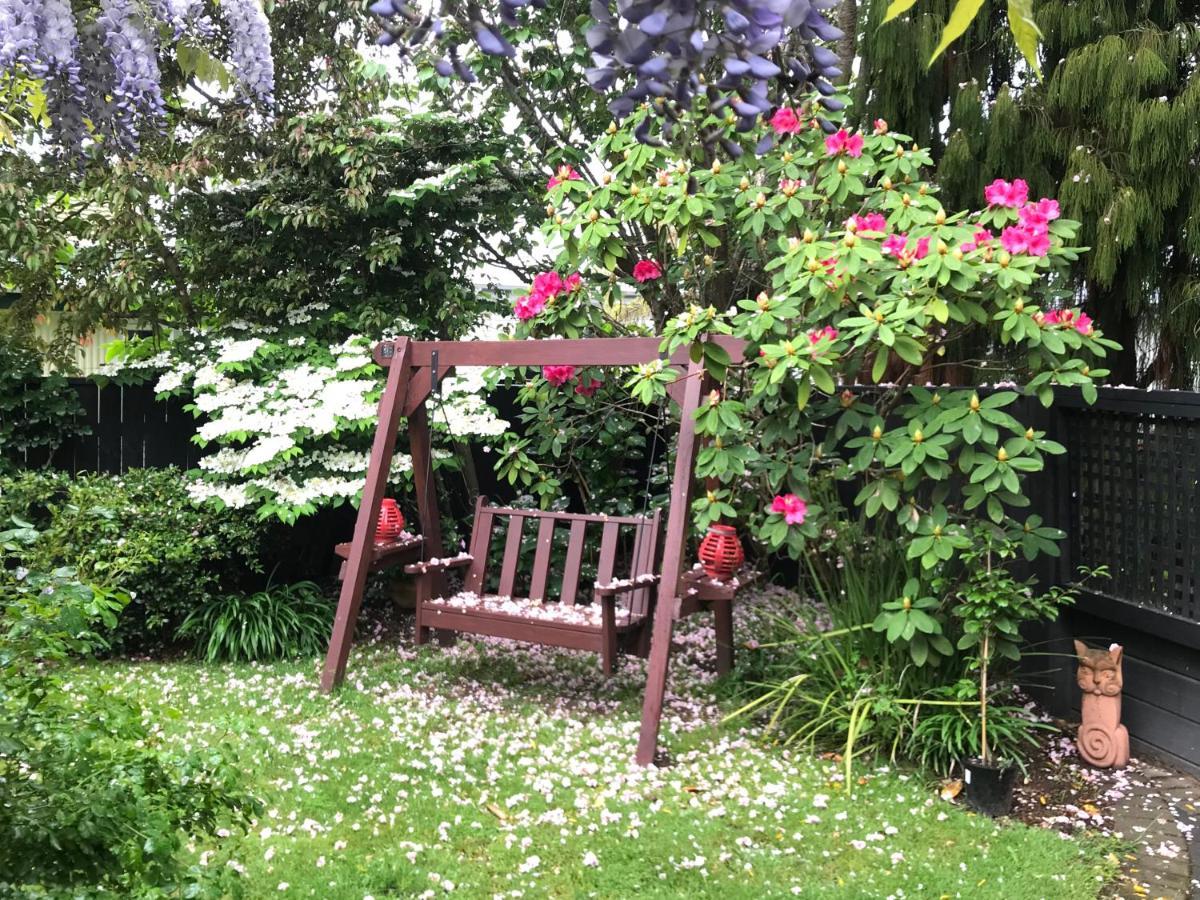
(0, 0), (40, 71)
(369, 0), (844, 151)
(218, 0), (274, 107)
(97, 0), (166, 150)
(1, 0), (273, 157)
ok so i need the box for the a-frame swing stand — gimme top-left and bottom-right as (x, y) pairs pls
(319, 336), (745, 766)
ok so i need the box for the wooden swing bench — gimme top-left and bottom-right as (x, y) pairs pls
(319, 335), (748, 766)
(405, 500), (661, 674)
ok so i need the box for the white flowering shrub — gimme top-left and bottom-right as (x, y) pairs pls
(104, 304), (510, 523)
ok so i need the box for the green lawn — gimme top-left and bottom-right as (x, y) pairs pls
(67, 605), (1117, 899)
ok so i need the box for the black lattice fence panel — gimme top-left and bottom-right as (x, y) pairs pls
(1058, 391), (1200, 623)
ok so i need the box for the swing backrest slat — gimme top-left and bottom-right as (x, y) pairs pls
(463, 497), (493, 594)
(595, 522), (620, 590)
(497, 515), (525, 597)
(559, 519), (588, 606)
(461, 503), (659, 613)
(528, 517), (556, 602)
(627, 508), (662, 618)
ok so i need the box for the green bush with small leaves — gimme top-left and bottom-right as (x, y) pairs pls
(0, 560), (259, 896)
(0, 468), (271, 646)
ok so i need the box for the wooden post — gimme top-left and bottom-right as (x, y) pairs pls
(320, 339), (413, 693)
(408, 399), (447, 595)
(636, 359), (707, 765)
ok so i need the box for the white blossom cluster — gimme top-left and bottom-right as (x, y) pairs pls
(104, 304), (510, 518)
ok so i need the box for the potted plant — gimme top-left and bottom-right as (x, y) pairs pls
(951, 528), (1085, 816)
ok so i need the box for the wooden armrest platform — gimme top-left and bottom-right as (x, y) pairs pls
(676, 567), (757, 616)
(405, 553), (473, 575)
(334, 534), (424, 575)
(593, 574), (660, 597)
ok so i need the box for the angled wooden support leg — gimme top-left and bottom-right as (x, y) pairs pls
(320, 339), (413, 693)
(636, 359), (706, 766)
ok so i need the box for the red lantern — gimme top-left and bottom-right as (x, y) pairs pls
(698, 524), (744, 580)
(376, 498), (405, 542)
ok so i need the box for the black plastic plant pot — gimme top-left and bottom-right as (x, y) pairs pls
(961, 757), (1018, 817)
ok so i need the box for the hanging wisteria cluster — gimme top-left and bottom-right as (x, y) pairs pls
(0, 0), (273, 155)
(369, 0), (843, 151)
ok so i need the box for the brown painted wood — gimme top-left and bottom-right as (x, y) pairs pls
(464, 496), (492, 594)
(404, 365), (457, 416)
(595, 521), (620, 589)
(601, 601), (617, 675)
(497, 514), (525, 597)
(334, 536), (424, 575)
(321, 338), (413, 693)
(373, 336), (746, 369)
(593, 575), (660, 597)
(419, 608), (607, 651)
(528, 517), (556, 601)
(481, 505), (649, 526)
(421, 599), (642, 632)
(559, 519), (588, 606)
(636, 358), (707, 765)
(629, 509), (662, 618)
(409, 399), (447, 595)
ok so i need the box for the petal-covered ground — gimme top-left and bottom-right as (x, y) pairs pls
(67, 591), (1118, 898)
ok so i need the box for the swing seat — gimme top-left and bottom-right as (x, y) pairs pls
(405, 498), (661, 674)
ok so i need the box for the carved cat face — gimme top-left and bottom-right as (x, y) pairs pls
(1074, 639), (1123, 696)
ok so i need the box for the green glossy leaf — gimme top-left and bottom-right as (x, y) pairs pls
(929, 0), (987, 64)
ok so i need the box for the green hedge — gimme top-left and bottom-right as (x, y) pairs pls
(0, 468), (270, 647)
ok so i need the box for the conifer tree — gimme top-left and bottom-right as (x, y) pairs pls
(857, 0), (1200, 386)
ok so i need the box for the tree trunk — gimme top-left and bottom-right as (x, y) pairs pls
(1088, 284), (1140, 387)
(837, 0), (858, 85)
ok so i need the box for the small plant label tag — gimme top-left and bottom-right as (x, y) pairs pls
(964, 769), (972, 784)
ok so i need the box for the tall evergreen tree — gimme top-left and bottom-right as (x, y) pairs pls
(857, 0), (1200, 386)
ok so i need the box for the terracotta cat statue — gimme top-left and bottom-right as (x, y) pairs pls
(1074, 640), (1130, 768)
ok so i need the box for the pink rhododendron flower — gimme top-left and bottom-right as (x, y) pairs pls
(984, 178), (1029, 208)
(1018, 197), (1061, 228)
(771, 493), (808, 525)
(547, 165), (580, 190)
(770, 107), (803, 135)
(961, 228), (995, 251)
(808, 326), (839, 348)
(1075, 312), (1094, 335)
(514, 294), (547, 321)
(825, 129), (864, 157)
(543, 365), (576, 387)
(632, 259), (662, 282)
(882, 233), (929, 267)
(873, 118), (888, 135)
(848, 212), (887, 233)
(513, 271), (577, 320)
(780, 178), (802, 196)
(574, 376), (602, 397)
(1001, 224), (1050, 257)
(1044, 309), (1075, 327)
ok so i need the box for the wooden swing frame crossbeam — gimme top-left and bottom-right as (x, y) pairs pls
(319, 335), (745, 766)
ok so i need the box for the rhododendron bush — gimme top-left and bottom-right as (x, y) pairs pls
(506, 94), (1118, 646)
(104, 305), (508, 522)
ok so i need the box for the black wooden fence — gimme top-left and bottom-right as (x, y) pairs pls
(1030, 388), (1200, 775)
(5, 380), (200, 474)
